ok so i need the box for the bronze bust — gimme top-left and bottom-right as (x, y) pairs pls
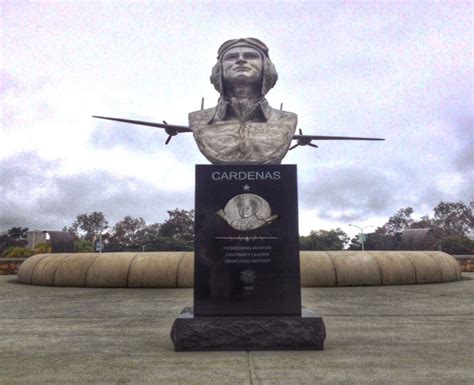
(189, 38), (297, 165)
(93, 38), (383, 161)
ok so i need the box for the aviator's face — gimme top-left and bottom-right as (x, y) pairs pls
(222, 46), (263, 82)
(238, 201), (256, 218)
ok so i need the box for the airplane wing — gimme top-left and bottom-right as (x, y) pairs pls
(292, 134), (384, 141)
(92, 115), (385, 148)
(289, 128), (384, 150)
(92, 115), (192, 144)
(92, 115), (192, 132)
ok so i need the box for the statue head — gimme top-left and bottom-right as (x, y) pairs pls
(210, 38), (278, 97)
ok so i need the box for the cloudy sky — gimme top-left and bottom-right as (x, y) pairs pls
(1, 2), (472, 237)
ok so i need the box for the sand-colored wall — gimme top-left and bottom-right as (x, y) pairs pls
(17, 251), (462, 288)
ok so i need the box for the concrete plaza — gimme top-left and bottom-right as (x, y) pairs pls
(1, 274), (473, 384)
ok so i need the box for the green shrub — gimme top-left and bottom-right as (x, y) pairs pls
(73, 239), (94, 252)
(2, 246), (34, 258)
(437, 236), (474, 255)
(33, 242), (52, 254)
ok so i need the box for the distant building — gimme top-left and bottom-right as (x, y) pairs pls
(400, 228), (434, 250)
(27, 231), (75, 253)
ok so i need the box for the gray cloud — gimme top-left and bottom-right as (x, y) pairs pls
(89, 117), (201, 162)
(1, 71), (52, 128)
(0, 70), (20, 95)
(298, 160), (466, 224)
(300, 165), (397, 222)
(453, 116), (474, 173)
(90, 121), (160, 152)
(0, 152), (192, 231)
(2, 4), (472, 234)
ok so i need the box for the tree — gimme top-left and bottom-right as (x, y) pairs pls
(348, 226), (400, 250)
(159, 209), (195, 242)
(0, 227), (28, 254)
(139, 223), (162, 243)
(102, 209), (195, 252)
(7, 227), (29, 240)
(110, 216), (146, 246)
(410, 215), (434, 229)
(433, 201), (473, 237)
(103, 210), (196, 252)
(436, 235), (474, 255)
(384, 207), (414, 235)
(358, 201), (473, 252)
(70, 212), (109, 242)
(300, 228), (349, 251)
(368, 228), (400, 250)
(106, 219), (165, 252)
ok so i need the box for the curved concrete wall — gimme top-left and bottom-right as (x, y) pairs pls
(17, 251), (462, 288)
(299, 251), (337, 287)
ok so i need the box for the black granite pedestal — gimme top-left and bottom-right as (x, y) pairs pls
(171, 308), (326, 351)
(171, 165), (326, 351)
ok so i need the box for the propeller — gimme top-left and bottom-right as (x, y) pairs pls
(289, 129), (319, 150)
(163, 121), (177, 145)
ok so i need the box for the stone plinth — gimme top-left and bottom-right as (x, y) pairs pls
(170, 307), (326, 351)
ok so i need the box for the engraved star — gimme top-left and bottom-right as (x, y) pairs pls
(243, 184), (251, 191)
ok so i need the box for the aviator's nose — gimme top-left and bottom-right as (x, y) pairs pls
(235, 57), (246, 64)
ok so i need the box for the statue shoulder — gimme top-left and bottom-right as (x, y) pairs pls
(269, 108), (298, 126)
(189, 107), (216, 124)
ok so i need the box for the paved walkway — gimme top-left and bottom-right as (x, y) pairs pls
(1, 274), (473, 384)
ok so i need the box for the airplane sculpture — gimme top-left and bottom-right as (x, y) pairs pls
(93, 38), (384, 164)
(92, 114), (384, 150)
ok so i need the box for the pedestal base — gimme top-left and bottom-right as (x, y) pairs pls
(170, 307), (326, 351)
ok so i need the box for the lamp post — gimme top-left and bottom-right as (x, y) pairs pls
(348, 224), (374, 251)
(96, 219), (107, 253)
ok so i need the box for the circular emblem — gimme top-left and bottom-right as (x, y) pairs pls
(216, 193), (278, 231)
(240, 268), (256, 284)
